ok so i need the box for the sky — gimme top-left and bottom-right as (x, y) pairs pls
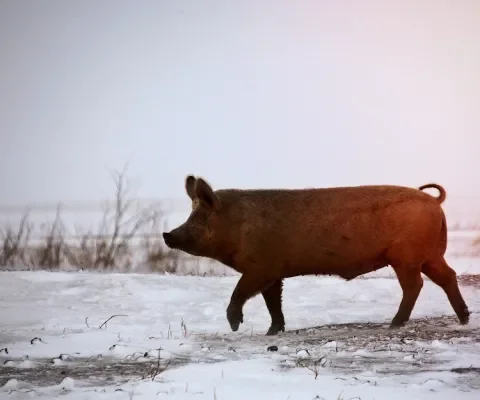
(1, 0), (479, 222)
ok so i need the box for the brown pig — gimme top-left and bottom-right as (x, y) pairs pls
(162, 176), (470, 335)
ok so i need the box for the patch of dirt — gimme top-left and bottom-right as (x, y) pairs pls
(2, 314), (480, 391)
(199, 314), (480, 390)
(0, 354), (218, 388)
(203, 314), (480, 349)
(458, 274), (480, 288)
(287, 314), (480, 344)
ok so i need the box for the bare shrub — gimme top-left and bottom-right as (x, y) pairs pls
(0, 212), (33, 268)
(88, 165), (157, 271)
(63, 228), (103, 269)
(63, 165), (163, 272)
(29, 205), (66, 270)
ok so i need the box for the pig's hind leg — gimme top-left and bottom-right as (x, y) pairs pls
(262, 279), (286, 335)
(390, 265), (424, 328)
(421, 257), (470, 325)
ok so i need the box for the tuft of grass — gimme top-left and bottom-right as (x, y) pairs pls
(296, 355), (327, 380)
(141, 347), (170, 381)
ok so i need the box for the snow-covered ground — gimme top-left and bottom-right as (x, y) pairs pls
(1, 261), (480, 399)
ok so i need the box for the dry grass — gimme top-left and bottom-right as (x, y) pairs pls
(457, 273), (480, 288)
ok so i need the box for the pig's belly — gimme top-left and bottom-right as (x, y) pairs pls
(282, 253), (390, 280)
(278, 231), (391, 279)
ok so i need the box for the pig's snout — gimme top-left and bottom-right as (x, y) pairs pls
(162, 231), (174, 248)
(162, 226), (197, 255)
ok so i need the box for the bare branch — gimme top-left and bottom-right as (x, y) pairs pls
(99, 314), (128, 330)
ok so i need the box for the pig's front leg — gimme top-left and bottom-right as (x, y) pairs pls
(262, 279), (285, 335)
(226, 274), (274, 332)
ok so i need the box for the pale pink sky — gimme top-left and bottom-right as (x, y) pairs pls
(0, 0), (479, 213)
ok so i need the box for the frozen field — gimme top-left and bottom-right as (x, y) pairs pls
(1, 259), (480, 399)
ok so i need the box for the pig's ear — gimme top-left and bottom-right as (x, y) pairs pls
(185, 175), (196, 200)
(195, 178), (220, 210)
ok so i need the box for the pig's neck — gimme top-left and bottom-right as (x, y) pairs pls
(202, 241), (239, 273)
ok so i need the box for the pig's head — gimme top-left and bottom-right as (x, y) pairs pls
(162, 175), (229, 258)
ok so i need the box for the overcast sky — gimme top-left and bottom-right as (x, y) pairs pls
(1, 0), (479, 216)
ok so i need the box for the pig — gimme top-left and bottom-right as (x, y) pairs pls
(162, 176), (470, 335)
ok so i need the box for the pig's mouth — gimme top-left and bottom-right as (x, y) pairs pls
(162, 231), (199, 256)
(162, 231), (180, 249)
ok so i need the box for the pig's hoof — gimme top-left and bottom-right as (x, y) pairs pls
(459, 312), (470, 325)
(266, 324), (285, 336)
(458, 306), (470, 325)
(389, 320), (406, 329)
(226, 306), (243, 332)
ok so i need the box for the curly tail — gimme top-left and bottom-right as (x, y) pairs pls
(418, 183), (446, 204)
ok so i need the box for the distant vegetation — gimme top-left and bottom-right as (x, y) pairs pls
(473, 236), (480, 257)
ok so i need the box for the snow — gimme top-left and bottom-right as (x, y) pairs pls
(1, 263), (480, 399)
